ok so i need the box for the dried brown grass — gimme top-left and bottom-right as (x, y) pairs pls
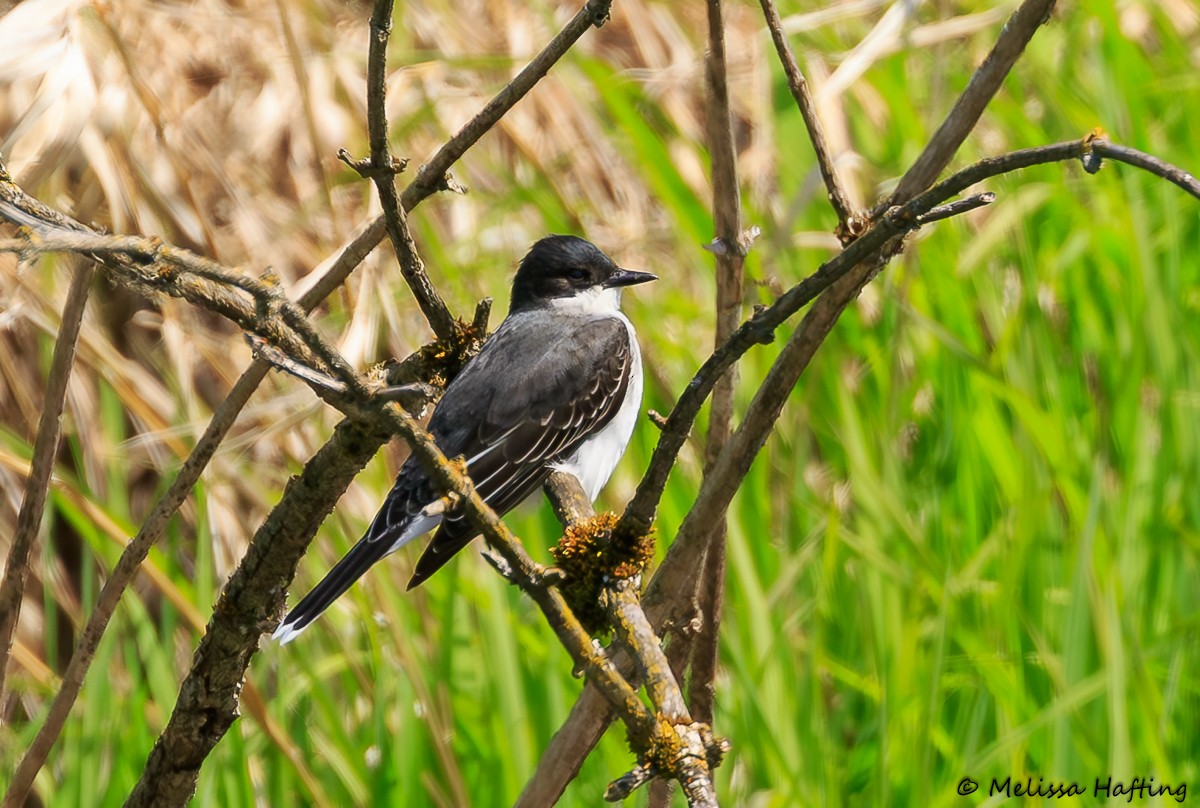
(4, 0), (1192, 697)
(0, 0), (764, 674)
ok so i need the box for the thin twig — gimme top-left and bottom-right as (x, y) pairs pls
(313, 0), (615, 301)
(248, 334), (440, 413)
(646, 624), (700, 808)
(913, 191), (996, 226)
(915, 138), (1200, 205)
(2, 362), (270, 808)
(514, 477), (614, 808)
(0, 194), (352, 386)
(0, 262), (94, 703)
(405, 0), (613, 202)
(363, 0), (457, 341)
(689, 0), (744, 736)
(1092, 139), (1200, 196)
(759, 0), (858, 235)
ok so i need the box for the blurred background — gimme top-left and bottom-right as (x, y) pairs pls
(1, 0), (1198, 805)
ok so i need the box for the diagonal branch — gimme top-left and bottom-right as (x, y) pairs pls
(886, 0), (1058, 206)
(1, 4), (620, 801)
(915, 138), (1200, 204)
(363, 0), (457, 341)
(0, 193), (357, 389)
(3, 360), (283, 808)
(125, 378), (661, 806)
(404, 0), (614, 203)
(643, 258), (886, 628)
(617, 181), (994, 540)
(523, 134), (1200, 800)
(685, 0), (745, 745)
(124, 416), (394, 808)
(542, 475), (724, 807)
(0, 260), (94, 703)
(326, 0), (617, 288)
(758, 0), (858, 235)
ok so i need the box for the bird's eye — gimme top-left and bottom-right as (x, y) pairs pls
(567, 267), (588, 282)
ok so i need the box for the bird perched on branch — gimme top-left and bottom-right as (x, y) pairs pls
(274, 235), (655, 643)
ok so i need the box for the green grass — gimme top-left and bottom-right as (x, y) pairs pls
(3, 1), (1199, 806)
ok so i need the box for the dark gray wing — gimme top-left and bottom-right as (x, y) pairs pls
(406, 315), (634, 588)
(277, 314), (636, 636)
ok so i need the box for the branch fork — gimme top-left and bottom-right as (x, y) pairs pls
(337, 148), (408, 179)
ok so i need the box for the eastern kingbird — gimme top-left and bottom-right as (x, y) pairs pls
(273, 235), (655, 643)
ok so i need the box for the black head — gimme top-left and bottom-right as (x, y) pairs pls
(509, 235), (656, 313)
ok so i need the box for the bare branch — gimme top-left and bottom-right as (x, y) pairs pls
(644, 258), (884, 627)
(0, 192), (359, 390)
(887, 0), (1057, 205)
(916, 137), (1200, 205)
(1091, 139), (1200, 196)
(124, 417), (393, 808)
(1, 3), (617, 798)
(0, 262), (94, 702)
(758, 0), (859, 235)
(913, 191), (996, 225)
(247, 334), (440, 413)
(363, 0), (458, 341)
(619, 187), (972, 539)
(688, 0), (744, 733)
(545, 470), (597, 526)
(543, 474), (722, 807)
(405, 0), (613, 202)
(604, 580), (719, 808)
(523, 133), (1200, 795)
(517, 476), (613, 807)
(283, 0), (616, 334)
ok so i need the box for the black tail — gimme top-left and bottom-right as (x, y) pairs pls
(273, 536), (393, 643)
(406, 517), (478, 590)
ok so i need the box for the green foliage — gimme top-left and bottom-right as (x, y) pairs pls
(2, 1), (1198, 806)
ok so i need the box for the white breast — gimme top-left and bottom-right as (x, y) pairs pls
(551, 311), (643, 501)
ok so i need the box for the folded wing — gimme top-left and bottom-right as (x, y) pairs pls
(274, 315), (633, 641)
(407, 315), (633, 587)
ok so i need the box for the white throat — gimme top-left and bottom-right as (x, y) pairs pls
(546, 284), (622, 315)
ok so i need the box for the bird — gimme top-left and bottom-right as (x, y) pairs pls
(273, 235), (656, 643)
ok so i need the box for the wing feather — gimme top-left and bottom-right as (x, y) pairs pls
(407, 316), (634, 587)
(278, 313), (637, 638)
